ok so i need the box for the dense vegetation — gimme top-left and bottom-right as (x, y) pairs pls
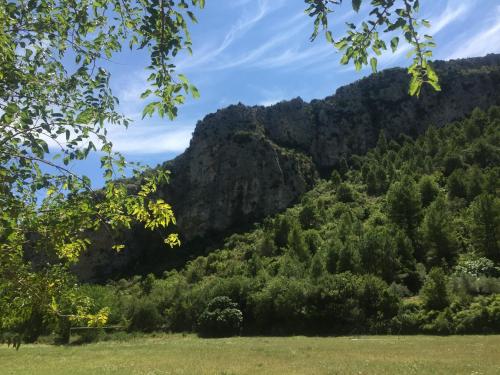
(2, 0), (495, 351)
(19, 106), (497, 342)
(78, 55), (500, 282)
(2, 106), (498, 345)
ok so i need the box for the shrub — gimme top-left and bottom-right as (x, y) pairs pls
(420, 268), (450, 311)
(454, 295), (500, 334)
(336, 183), (355, 203)
(197, 296), (243, 338)
(391, 300), (425, 334)
(72, 328), (103, 344)
(418, 175), (440, 207)
(454, 254), (497, 277)
(423, 309), (453, 335)
(128, 300), (163, 333)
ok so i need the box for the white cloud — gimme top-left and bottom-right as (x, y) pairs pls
(215, 16), (309, 70)
(429, 1), (470, 35)
(259, 98), (283, 106)
(178, 0), (284, 71)
(44, 118), (194, 155)
(254, 43), (335, 70)
(114, 70), (151, 116)
(447, 6), (500, 59)
(255, 87), (287, 106)
(108, 125), (194, 154)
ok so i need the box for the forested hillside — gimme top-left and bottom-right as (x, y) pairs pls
(77, 55), (500, 281)
(77, 107), (500, 338)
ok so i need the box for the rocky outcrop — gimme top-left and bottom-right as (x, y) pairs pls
(163, 103), (318, 239)
(166, 55), (500, 240)
(78, 54), (500, 280)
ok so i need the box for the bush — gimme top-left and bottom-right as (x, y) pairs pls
(128, 300), (163, 333)
(72, 327), (104, 344)
(197, 296), (243, 338)
(336, 183), (355, 203)
(420, 268), (450, 311)
(454, 254), (497, 277)
(390, 300), (425, 334)
(423, 309), (453, 335)
(454, 295), (500, 334)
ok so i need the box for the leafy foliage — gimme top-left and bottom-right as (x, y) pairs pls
(71, 107), (500, 339)
(197, 296), (243, 338)
(305, 0), (441, 95)
(0, 0), (204, 341)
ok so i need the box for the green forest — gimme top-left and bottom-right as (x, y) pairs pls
(15, 106), (498, 343)
(2, 3), (500, 366)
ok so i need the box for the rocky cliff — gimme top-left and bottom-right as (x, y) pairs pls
(165, 54), (500, 240)
(77, 54), (500, 280)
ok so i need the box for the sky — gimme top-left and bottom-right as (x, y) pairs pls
(67, 0), (500, 186)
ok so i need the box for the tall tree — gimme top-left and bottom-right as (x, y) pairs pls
(420, 195), (458, 267)
(0, 0), (203, 339)
(469, 194), (500, 263)
(386, 176), (422, 239)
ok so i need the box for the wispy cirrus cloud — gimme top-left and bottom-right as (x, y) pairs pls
(429, 0), (470, 35)
(214, 8), (357, 72)
(255, 86), (287, 106)
(253, 43), (335, 70)
(178, 0), (284, 71)
(214, 13), (309, 70)
(447, 5), (500, 59)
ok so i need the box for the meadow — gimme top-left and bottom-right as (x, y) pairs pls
(1, 335), (500, 374)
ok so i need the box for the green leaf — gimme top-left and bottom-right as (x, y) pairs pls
(190, 85), (200, 99)
(325, 31), (333, 43)
(390, 37), (399, 53)
(370, 57), (378, 73)
(178, 74), (189, 85)
(340, 54), (350, 65)
(142, 102), (159, 119)
(352, 0), (362, 12)
(140, 89), (152, 99)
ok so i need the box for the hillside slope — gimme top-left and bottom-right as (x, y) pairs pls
(77, 54), (500, 280)
(165, 54), (500, 241)
(90, 106), (500, 336)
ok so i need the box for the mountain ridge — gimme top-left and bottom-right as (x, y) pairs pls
(76, 54), (500, 281)
(164, 54), (500, 240)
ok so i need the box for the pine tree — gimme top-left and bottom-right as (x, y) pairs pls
(386, 176), (422, 239)
(420, 268), (450, 311)
(469, 194), (500, 262)
(310, 253), (325, 280)
(288, 225), (310, 262)
(420, 195), (458, 267)
(418, 175), (440, 207)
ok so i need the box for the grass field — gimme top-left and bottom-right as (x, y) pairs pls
(1, 335), (500, 374)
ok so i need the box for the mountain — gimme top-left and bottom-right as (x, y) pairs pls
(88, 105), (500, 336)
(164, 54), (500, 241)
(76, 54), (500, 281)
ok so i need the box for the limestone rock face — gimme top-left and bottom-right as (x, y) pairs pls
(166, 55), (500, 241)
(163, 103), (318, 239)
(78, 55), (500, 280)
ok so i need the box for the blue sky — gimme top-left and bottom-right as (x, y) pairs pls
(68, 0), (500, 186)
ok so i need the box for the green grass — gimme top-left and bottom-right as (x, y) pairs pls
(1, 335), (500, 374)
